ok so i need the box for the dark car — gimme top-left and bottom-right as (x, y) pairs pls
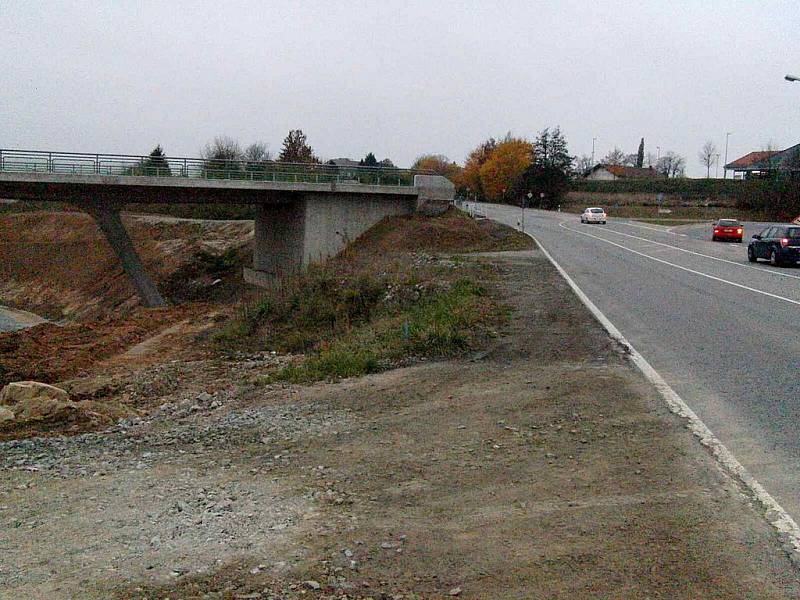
(747, 225), (800, 266)
(712, 218), (743, 242)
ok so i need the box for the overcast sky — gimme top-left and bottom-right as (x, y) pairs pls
(2, 1), (798, 177)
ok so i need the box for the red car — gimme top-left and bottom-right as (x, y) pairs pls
(712, 219), (743, 242)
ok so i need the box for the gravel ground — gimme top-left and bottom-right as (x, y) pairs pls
(1, 250), (798, 599)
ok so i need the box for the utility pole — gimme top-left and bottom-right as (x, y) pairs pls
(715, 153), (721, 178)
(724, 132), (732, 179)
(591, 137), (596, 166)
(656, 146), (661, 161)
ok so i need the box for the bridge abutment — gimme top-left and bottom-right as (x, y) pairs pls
(244, 193), (416, 286)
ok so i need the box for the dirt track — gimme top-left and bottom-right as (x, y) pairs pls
(1, 249), (798, 599)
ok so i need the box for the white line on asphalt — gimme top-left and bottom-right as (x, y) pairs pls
(562, 222), (800, 285)
(524, 228), (800, 562)
(615, 221), (677, 234)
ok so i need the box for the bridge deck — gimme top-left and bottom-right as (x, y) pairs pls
(0, 171), (419, 204)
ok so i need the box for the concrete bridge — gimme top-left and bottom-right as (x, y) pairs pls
(0, 149), (454, 307)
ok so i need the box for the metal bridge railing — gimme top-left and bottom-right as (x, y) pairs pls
(0, 149), (429, 187)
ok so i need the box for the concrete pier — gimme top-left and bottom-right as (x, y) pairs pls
(245, 193), (416, 284)
(85, 203), (167, 307)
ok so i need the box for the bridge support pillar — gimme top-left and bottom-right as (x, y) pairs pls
(249, 202), (305, 280)
(86, 203), (167, 308)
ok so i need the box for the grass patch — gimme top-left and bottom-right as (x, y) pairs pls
(265, 278), (493, 383)
(215, 211), (517, 383)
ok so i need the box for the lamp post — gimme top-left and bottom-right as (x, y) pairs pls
(591, 137), (596, 166)
(656, 146), (661, 161)
(724, 132), (732, 179)
(715, 153), (721, 178)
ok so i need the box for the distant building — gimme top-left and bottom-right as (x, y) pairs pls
(584, 164), (665, 181)
(327, 158), (361, 168)
(724, 144), (800, 180)
(326, 157), (397, 168)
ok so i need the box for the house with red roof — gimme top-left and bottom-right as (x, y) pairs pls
(724, 144), (800, 180)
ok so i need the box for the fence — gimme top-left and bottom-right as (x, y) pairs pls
(0, 149), (427, 187)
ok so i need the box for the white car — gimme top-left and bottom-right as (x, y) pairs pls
(581, 207), (607, 224)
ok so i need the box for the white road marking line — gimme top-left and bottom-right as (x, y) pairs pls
(615, 221), (677, 234)
(557, 222), (800, 306)
(584, 223), (800, 282)
(523, 227), (800, 562)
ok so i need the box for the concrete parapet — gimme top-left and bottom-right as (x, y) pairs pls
(413, 175), (455, 216)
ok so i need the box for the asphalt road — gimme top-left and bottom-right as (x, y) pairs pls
(475, 203), (800, 521)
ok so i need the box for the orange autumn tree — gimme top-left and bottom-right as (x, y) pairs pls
(411, 154), (462, 182)
(459, 138), (497, 199)
(478, 137), (534, 203)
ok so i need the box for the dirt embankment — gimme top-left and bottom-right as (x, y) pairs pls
(0, 211), (254, 424)
(0, 211), (253, 321)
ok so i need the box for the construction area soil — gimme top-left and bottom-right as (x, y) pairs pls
(2, 220), (798, 598)
(0, 211), (254, 407)
(0, 210), (253, 321)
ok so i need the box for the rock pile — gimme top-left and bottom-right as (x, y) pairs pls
(0, 380), (78, 424)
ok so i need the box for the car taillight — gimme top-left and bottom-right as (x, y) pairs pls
(737, 228), (743, 234)
(781, 238), (790, 247)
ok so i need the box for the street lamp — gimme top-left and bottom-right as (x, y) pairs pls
(724, 132), (732, 180)
(785, 74), (800, 82)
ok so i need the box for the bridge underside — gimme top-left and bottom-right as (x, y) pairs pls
(0, 172), (453, 307)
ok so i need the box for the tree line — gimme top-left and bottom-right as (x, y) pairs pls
(133, 130), (402, 178)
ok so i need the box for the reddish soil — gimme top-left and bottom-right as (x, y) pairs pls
(0, 211), (252, 321)
(0, 305), (208, 387)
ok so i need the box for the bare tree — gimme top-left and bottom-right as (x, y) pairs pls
(202, 135), (243, 162)
(244, 142), (271, 163)
(656, 152), (686, 178)
(243, 142), (271, 176)
(698, 140), (718, 178)
(624, 154), (639, 167)
(201, 136), (243, 177)
(603, 147), (627, 166)
(575, 154), (593, 175)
